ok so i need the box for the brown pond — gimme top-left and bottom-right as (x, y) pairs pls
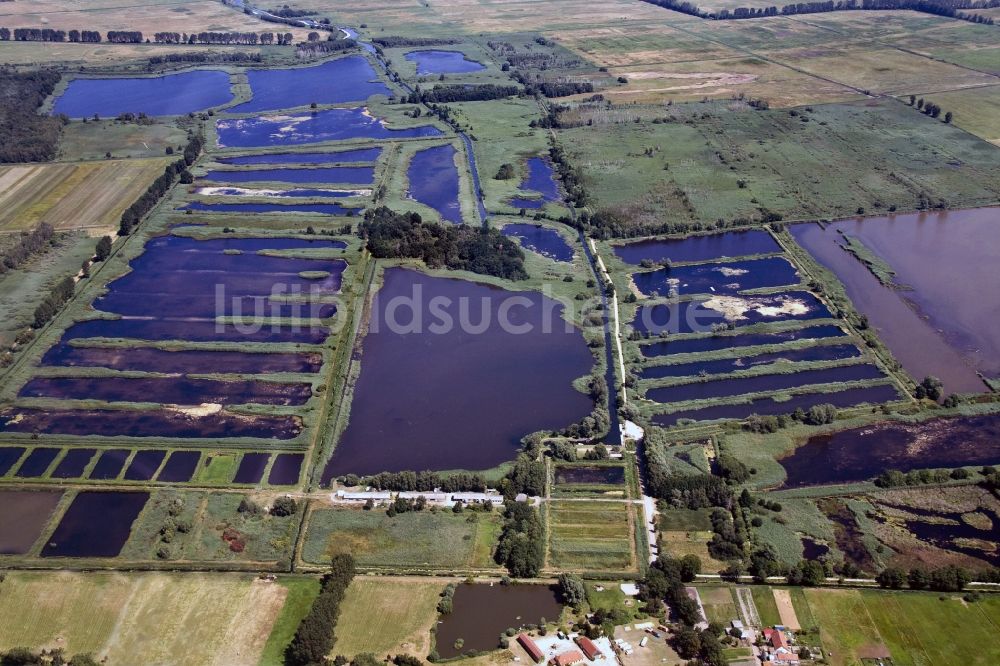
(0, 489), (63, 554)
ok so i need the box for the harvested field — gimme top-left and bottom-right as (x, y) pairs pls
(772, 589), (801, 631)
(0, 158), (171, 233)
(334, 577), (444, 658)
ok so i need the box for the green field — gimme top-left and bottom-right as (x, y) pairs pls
(301, 506), (502, 570)
(333, 577), (445, 658)
(547, 500), (635, 572)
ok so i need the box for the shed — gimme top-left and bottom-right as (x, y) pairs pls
(574, 636), (602, 660)
(517, 634), (545, 664)
(552, 650), (585, 666)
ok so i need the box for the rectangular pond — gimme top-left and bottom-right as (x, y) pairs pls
(0, 490), (63, 555)
(156, 451), (201, 482)
(405, 50), (486, 75)
(792, 209), (998, 393)
(216, 107), (441, 148)
(181, 201), (361, 215)
(554, 465), (625, 485)
(322, 268), (594, 479)
(632, 291), (831, 336)
(89, 449), (131, 480)
(639, 324), (845, 358)
(613, 229), (781, 266)
(14, 447), (60, 478)
(200, 166), (374, 185)
(268, 453), (303, 485)
(0, 447), (26, 476)
(638, 343), (861, 380)
(217, 148), (382, 165)
(645, 363), (885, 404)
(41, 491), (149, 558)
(652, 383), (900, 427)
(407, 144), (462, 224)
(53, 70), (233, 118)
(50, 449), (96, 479)
(233, 452), (270, 484)
(20, 376), (313, 407)
(123, 450), (166, 481)
(501, 223), (573, 262)
(631, 256), (799, 298)
(42, 345), (323, 374)
(231, 57), (392, 112)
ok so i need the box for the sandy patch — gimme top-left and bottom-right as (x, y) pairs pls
(772, 589), (801, 631)
(172, 403), (222, 417)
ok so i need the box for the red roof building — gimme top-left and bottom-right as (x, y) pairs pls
(518, 634), (545, 664)
(574, 636), (603, 660)
(552, 650), (585, 666)
(770, 630), (788, 650)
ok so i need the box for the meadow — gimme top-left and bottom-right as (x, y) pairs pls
(333, 577), (445, 659)
(546, 500), (636, 573)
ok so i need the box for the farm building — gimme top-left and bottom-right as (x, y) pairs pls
(552, 649), (585, 666)
(574, 636), (603, 660)
(518, 634), (545, 663)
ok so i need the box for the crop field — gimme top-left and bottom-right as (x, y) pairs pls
(301, 506), (502, 570)
(0, 571), (294, 665)
(334, 577), (444, 658)
(0, 158), (172, 233)
(58, 120), (190, 161)
(547, 500), (636, 572)
(916, 85), (1000, 146)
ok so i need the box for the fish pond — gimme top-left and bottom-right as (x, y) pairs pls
(216, 108), (441, 148)
(42, 345), (322, 374)
(639, 324), (845, 358)
(632, 291), (830, 336)
(407, 144), (462, 224)
(507, 157), (561, 209)
(404, 50), (486, 75)
(200, 166), (374, 184)
(14, 448), (60, 478)
(268, 453), (303, 485)
(554, 465), (626, 485)
(234, 452), (270, 484)
(231, 57), (391, 113)
(157, 451), (200, 482)
(653, 384), (900, 427)
(614, 230), (780, 266)
(0, 447), (26, 476)
(217, 147), (381, 165)
(0, 490), (62, 555)
(638, 343), (861, 380)
(322, 268), (594, 478)
(53, 70), (233, 118)
(51, 449), (96, 479)
(41, 491), (148, 558)
(123, 450), (166, 481)
(182, 201), (361, 215)
(434, 584), (563, 659)
(631, 256), (799, 298)
(501, 224), (573, 262)
(780, 413), (1000, 487)
(791, 209), (1000, 393)
(19, 376), (314, 407)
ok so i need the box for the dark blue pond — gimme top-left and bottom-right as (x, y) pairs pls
(614, 230), (781, 266)
(231, 56), (392, 113)
(501, 224), (574, 262)
(201, 166), (374, 184)
(123, 450), (166, 481)
(639, 343), (861, 380)
(0, 408), (302, 439)
(216, 107), (441, 148)
(20, 377), (314, 407)
(405, 50), (486, 75)
(14, 448), (60, 478)
(182, 201), (361, 215)
(646, 363), (885, 404)
(507, 157), (560, 210)
(639, 324), (846, 358)
(632, 256), (799, 298)
(51, 449), (95, 479)
(156, 451), (201, 482)
(233, 452), (270, 484)
(653, 383), (901, 427)
(52, 70), (233, 118)
(89, 449), (131, 480)
(42, 345), (323, 374)
(63, 318), (329, 345)
(0, 447), (26, 476)
(199, 188), (358, 199)
(407, 144), (462, 224)
(268, 453), (303, 485)
(632, 291), (831, 336)
(41, 491), (149, 558)
(217, 148), (382, 165)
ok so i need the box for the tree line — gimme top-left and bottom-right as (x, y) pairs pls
(0, 648), (98, 666)
(0, 68), (65, 163)
(148, 52), (263, 65)
(152, 31), (294, 45)
(346, 470), (489, 492)
(118, 131), (203, 235)
(639, 0), (995, 22)
(2, 28), (101, 42)
(406, 84), (520, 104)
(0, 223), (55, 276)
(372, 36), (462, 47)
(286, 554), (356, 666)
(494, 500), (544, 577)
(0, 29), (302, 45)
(358, 207), (528, 281)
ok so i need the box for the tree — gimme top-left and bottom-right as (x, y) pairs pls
(908, 567), (929, 590)
(944, 111), (953, 123)
(271, 496), (298, 517)
(495, 163), (516, 180)
(94, 235), (112, 261)
(876, 567), (906, 589)
(557, 573), (587, 608)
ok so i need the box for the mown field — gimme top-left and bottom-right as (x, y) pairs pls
(546, 500), (635, 572)
(0, 158), (172, 233)
(0, 571), (295, 665)
(333, 577), (444, 659)
(301, 506), (502, 570)
(58, 120), (189, 161)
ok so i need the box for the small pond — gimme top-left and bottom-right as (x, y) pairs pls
(614, 230), (781, 266)
(200, 166), (374, 184)
(780, 413), (1000, 487)
(53, 70), (232, 118)
(554, 465), (625, 485)
(407, 144), (462, 224)
(217, 147), (381, 165)
(182, 201), (361, 215)
(405, 50), (486, 75)
(51, 449), (96, 479)
(501, 224), (573, 262)
(638, 343), (860, 380)
(653, 384), (900, 427)
(506, 157), (560, 209)
(632, 291), (831, 336)
(631, 256), (799, 298)
(435, 584), (563, 659)
(268, 453), (303, 485)
(89, 449), (132, 480)
(322, 268), (594, 478)
(14, 447), (60, 478)
(234, 452), (270, 484)
(41, 491), (149, 558)
(639, 324), (845, 358)
(20, 376), (313, 407)
(216, 108), (441, 148)
(231, 56), (391, 112)
(123, 450), (166, 481)
(42, 345), (323, 375)
(156, 451), (201, 482)
(0, 447), (26, 476)
(0, 490), (63, 555)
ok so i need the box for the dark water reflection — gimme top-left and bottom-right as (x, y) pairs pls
(407, 144), (462, 224)
(614, 230), (780, 265)
(41, 491), (148, 558)
(639, 324), (846, 358)
(53, 71), (232, 117)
